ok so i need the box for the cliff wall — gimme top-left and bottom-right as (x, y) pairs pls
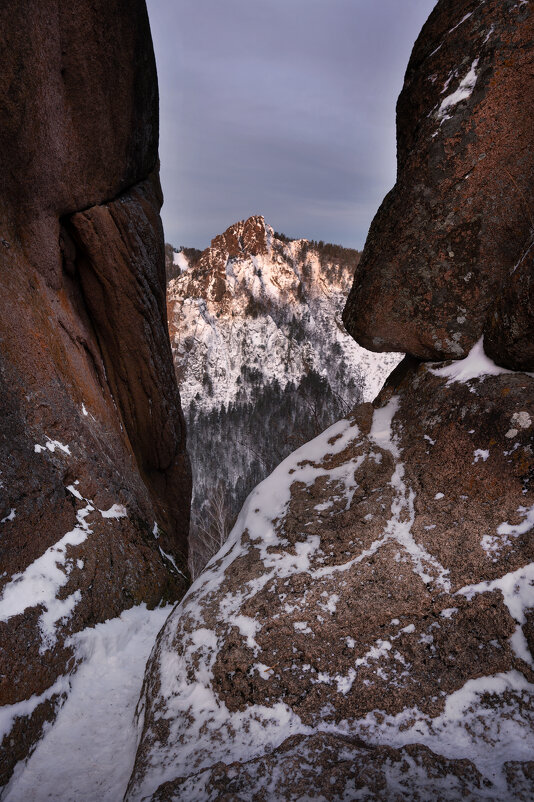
(343, 0), (534, 365)
(0, 0), (191, 784)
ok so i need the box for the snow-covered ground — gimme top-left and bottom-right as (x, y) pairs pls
(3, 605), (171, 802)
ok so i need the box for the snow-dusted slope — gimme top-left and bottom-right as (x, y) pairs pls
(3, 604), (171, 802)
(127, 345), (534, 801)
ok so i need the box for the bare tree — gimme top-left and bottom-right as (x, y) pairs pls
(189, 481), (232, 579)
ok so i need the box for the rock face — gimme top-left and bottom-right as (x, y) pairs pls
(147, 735), (492, 801)
(485, 247), (534, 371)
(167, 216), (401, 574)
(0, 0), (190, 785)
(128, 357), (534, 800)
(343, 0), (534, 362)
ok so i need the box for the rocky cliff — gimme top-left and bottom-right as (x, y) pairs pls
(0, 0), (190, 786)
(167, 217), (400, 573)
(128, 357), (534, 801)
(128, 1), (534, 799)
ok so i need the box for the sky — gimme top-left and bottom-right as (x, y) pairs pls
(147, 0), (437, 251)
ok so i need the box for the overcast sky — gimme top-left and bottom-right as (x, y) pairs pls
(147, 0), (437, 250)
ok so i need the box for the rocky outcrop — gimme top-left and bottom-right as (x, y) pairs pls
(198, 216), (269, 300)
(67, 172), (190, 555)
(167, 216), (398, 414)
(147, 734), (491, 800)
(343, 0), (534, 362)
(128, 357), (534, 800)
(0, 0), (190, 785)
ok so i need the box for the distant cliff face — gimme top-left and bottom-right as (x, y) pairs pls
(167, 216), (401, 573)
(343, 0), (534, 363)
(130, 2), (534, 799)
(0, 0), (190, 784)
(168, 216), (400, 412)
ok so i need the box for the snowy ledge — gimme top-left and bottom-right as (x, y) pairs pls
(429, 337), (532, 385)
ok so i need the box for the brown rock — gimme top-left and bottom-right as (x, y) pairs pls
(68, 170), (191, 556)
(127, 362), (534, 799)
(0, 0), (190, 785)
(0, 0), (157, 227)
(149, 734), (490, 801)
(179, 215), (269, 305)
(343, 0), (534, 360)
(485, 247), (534, 371)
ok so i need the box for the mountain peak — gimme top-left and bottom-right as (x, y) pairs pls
(207, 215), (270, 262)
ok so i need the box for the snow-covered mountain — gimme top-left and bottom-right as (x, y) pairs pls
(166, 216), (401, 573)
(168, 216), (399, 412)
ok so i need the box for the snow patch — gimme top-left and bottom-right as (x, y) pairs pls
(430, 338), (516, 385)
(437, 59), (479, 121)
(174, 251), (190, 272)
(158, 546), (188, 579)
(0, 674), (71, 747)
(4, 605), (171, 802)
(356, 670), (534, 791)
(34, 437), (71, 455)
(0, 503), (94, 651)
(99, 504), (127, 519)
(1, 508), (15, 523)
(458, 562), (534, 666)
(448, 11), (474, 35)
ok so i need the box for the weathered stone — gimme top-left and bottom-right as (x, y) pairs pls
(0, 0), (158, 226)
(485, 247), (534, 371)
(68, 170), (191, 557)
(127, 360), (534, 799)
(149, 734), (490, 801)
(183, 216), (271, 305)
(0, 0), (190, 786)
(343, 0), (534, 360)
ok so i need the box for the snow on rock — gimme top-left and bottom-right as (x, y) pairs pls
(173, 251), (189, 272)
(430, 337), (516, 385)
(3, 604), (171, 802)
(99, 503), (128, 519)
(0, 430), (186, 791)
(0, 502), (93, 651)
(34, 437), (71, 456)
(127, 361), (534, 800)
(0, 480), (134, 655)
(437, 58), (479, 120)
